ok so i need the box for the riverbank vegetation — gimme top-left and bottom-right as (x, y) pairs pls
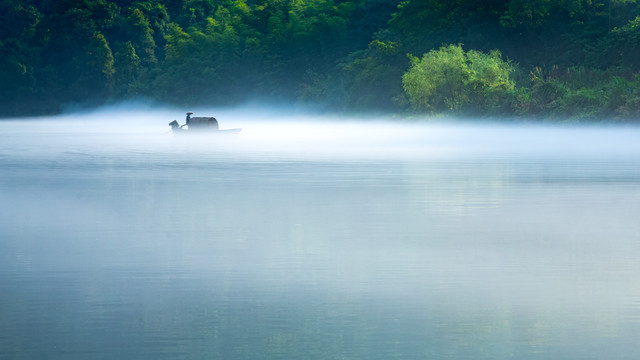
(3, 0), (640, 121)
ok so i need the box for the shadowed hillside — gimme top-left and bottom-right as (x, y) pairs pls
(3, 0), (640, 120)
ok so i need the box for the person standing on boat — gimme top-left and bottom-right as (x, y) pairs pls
(186, 112), (193, 126)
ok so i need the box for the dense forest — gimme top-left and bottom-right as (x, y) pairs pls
(3, 0), (640, 120)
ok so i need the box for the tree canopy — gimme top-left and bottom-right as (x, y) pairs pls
(2, 0), (640, 120)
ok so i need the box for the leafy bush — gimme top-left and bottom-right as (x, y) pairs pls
(552, 87), (605, 119)
(402, 44), (515, 115)
(513, 67), (640, 120)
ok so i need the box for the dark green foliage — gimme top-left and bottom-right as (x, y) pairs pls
(514, 67), (640, 120)
(2, 0), (640, 120)
(339, 39), (407, 111)
(595, 15), (640, 69)
(0, 0), (46, 113)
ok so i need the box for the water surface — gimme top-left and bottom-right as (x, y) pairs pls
(2, 110), (640, 359)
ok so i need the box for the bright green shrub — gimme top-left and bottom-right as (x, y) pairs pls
(402, 44), (515, 114)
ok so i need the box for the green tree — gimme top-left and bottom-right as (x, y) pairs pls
(388, 0), (509, 54)
(0, 1), (43, 114)
(81, 31), (115, 96)
(131, 2), (171, 60)
(340, 39), (407, 110)
(402, 44), (515, 114)
(113, 41), (141, 96)
(122, 8), (157, 65)
(597, 15), (640, 69)
(37, 0), (119, 104)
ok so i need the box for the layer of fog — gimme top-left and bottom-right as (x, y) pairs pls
(4, 104), (640, 163)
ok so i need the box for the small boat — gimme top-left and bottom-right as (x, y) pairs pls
(169, 117), (242, 134)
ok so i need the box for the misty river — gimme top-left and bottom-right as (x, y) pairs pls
(2, 108), (640, 360)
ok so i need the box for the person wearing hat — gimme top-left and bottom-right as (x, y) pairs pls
(186, 112), (193, 126)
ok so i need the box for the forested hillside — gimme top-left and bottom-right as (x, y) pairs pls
(3, 0), (640, 120)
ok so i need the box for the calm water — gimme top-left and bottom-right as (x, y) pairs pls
(2, 110), (640, 359)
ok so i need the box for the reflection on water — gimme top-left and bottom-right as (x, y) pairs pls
(1, 109), (640, 359)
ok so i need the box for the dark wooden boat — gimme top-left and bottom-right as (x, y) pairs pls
(169, 118), (242, 134)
